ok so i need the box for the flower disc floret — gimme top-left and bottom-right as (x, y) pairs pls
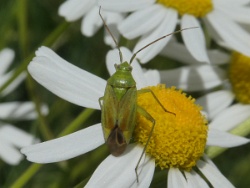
(157, 0), (213, 17)
(229, 52), (250, 104)
(135, 84), (207, 170)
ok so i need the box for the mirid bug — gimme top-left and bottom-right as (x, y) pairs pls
(98, 7), (197, 182)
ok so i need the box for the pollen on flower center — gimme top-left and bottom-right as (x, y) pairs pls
(229, 52), (250, 104)
(157, 0), (213, 18)
(135, 84), (208, 170)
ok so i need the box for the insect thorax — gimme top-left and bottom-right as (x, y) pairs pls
(107, 62), (136, 100)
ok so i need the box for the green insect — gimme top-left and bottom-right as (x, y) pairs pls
(98, 7), (196, 182)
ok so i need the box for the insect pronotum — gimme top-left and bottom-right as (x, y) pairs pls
(98, 7), (197, 183)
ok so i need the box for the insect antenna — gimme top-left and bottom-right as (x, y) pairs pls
(129, 26), (199, 65)
(99, 6), (123, 64)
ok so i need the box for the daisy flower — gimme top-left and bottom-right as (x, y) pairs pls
(0, 48), (26, 96)
(58, 0), (124, 46)
(160, 41), (250, 143)
(99, 0), (250, 63)
(21, 46), (249, 187)
(196, 52), (250, 133)
(0, 102), (48, 165)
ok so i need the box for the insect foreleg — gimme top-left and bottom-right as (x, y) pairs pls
(135, 105), (155, 183)
(138, 89), (175, 116)
(98, 97), (104, 109)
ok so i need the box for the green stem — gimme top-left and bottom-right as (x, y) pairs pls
(0, 21), (70, 94)
(18, 0), (28, 57)
(17, 0), (53, 140)
(59, 108), (95, 137)
(74, 177), (90, 188)
(10, 164), (42, 188)
(0, 1), (17, 49)
(47, 99), (70, 122)
(10, 108), (95, 187)
(26, 75), (54, 140)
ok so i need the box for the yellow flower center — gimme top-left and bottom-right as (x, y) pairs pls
(135, 84), (207, 170)
(229, 52), (250, 104)
(157, 0), (213, 17)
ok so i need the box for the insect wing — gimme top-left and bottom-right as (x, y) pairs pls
(117, 86), (137, 144)
(101, 84), (118, 141)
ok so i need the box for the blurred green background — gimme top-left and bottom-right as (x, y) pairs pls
(0, 0), (249, 187)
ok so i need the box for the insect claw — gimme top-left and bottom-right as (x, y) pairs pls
(165, 110), (176, 116)
(135, 167), (139, 183)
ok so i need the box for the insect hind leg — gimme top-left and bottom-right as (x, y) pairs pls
(135, 89), (176, 183)
(98, 97), (104, 109)
(135, 105), (156, 183)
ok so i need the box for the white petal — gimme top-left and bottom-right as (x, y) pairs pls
(184, 170), (209, 188)
(133, 8), (178, 63)
(81, 6), (102, 37)
(100, 11), (124, 46)
(203, 154), (219, 169)
(207, 128), (250, 147)
(21, 123), (104, 163)
(160, 65), (226, 91)
(104, 12), (124, 25)
(214, 0), (250, 6)
(209, 104), (250, 131)
(206, 10), (250, 57)
(28, 46), (106, 110)
(58, 0), (95, 21)
(82, 6), (123, 38)
(168, 168), (188, 188)
(161, 40), (230, 65)
(98, 0), (155, 12)
(130, 152), (155, 188)
(104, 24), (121, 47)
(215, 4), (250, 24)
(0, 71), (26, 97)
(0, 48), (14, 75)
(118, 5), (165, 39)
(197, 160), (235, 188)
(207, 49), (230, 64)
(105, 47), (148, 89)
(132, 61), (152, 89)
(0, 102), (48, 120)
(86, 144), (155, 188)
(143, 69), (160, 86)
(0, 125), (38, 148)
(181, 15), (210, 63)
(106, 47), (133, 75)
(0, 139), (23, 165)
(196, 90), (234, 120)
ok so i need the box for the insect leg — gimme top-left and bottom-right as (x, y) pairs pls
(135, 105), (155, 183)
(98, 97), (104, 109)
(138, 89), (175, 116)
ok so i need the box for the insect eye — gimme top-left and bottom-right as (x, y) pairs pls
(123, 66), (132, 71)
